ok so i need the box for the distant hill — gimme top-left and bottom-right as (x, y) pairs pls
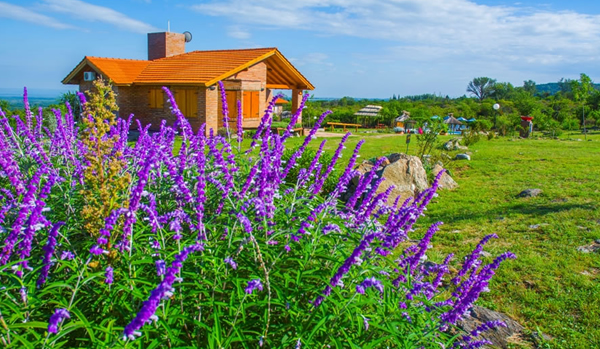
(535, 82), (600, 95)
(0, 96), (60, 109)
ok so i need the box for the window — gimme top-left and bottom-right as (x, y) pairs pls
(242, 91), (260, 119)
(174, 89), (198, 117)
(148, 88), (164, 109)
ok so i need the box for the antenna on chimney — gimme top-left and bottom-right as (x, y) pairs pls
(167, 20), (170, 32)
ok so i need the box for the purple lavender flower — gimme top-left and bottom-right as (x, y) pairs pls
(453, 234), (498, 285)
(224, 257), (237, 270)
(441, 251), (516, 325)
(245, 279), (263, 294)
(363, 317), (370, 331)
(105, 266), (114, 284)
(356, 277), (384, 295)
(237, 100), (243, 149)
(48, 308), (70, 334)
(237, 213), (253, 234)
(123, 243), (204, 340)
(217, 81), (230, 139)
(37, 222), (65, 288)
(155, 260), (166, 276)
(90, 245), (107, 255)
(60, 251), (75, 261)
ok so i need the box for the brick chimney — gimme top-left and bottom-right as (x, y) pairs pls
(148, 32), (185, 60)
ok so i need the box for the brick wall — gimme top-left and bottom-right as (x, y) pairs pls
(118, 86), (178, 130)
(202, 87), (219, 134)
(225, 62), (268, 129)
(148, 32), (185, 60)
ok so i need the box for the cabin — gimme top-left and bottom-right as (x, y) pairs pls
(62, 32), (314, 134)
(273, 98), (289, 115)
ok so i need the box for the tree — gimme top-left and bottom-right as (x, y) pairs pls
(571, 73), (593, 139)
(523, 80), (537, 95)
(492, 82), (515, 100)
(467, 77), (497, 102)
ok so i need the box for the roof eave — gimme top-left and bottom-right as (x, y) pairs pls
(272, 49), (315, 90)
(204, 50), (278, 87)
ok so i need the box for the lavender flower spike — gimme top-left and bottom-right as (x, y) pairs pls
(48, 308), (70, 334)
(224, 257), (237, 270)
(105, 266), (114, 284)
(356, 277), (384, 295)
(123, 243), (204, 340)
(245, 279), (263, 294)
(217, 81), (230, 139)
(37, 222), (65, 288)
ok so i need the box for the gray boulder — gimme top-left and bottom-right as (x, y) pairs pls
(458, 306), (525, 349)
(432, 164), (458, 190)
(346, 153), (428, 206)
(443, 138), (465, 151)
(455, 153), (471, 160)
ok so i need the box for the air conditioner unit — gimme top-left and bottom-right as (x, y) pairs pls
(83, 72), (96, 81)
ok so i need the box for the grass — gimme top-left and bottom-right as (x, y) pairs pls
(176, 130), (600, 347)
(285, 131), (599, 348)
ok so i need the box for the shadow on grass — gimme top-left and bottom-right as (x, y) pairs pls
(431, 202), (598, 224)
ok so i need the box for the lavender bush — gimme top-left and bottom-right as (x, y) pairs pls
(0, 83), (514, 348)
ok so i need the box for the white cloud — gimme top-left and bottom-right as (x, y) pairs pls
(0, 1), (74, 29)
(42, 0), (159, 33)
(191, 0), (600, 67)
(293, 52), (333, 67)
(228, 26), (251, 39)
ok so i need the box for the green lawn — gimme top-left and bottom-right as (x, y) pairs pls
(284, 131), (600, 348)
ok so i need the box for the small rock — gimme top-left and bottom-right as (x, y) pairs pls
(455, 153), (470, 161)
(577, 241), (600, 253)
(517, 189), (542, 198)
(529, 224), (540, 230)
(451, 230), (461, 234)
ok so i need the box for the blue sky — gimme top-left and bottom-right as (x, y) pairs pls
(1, 0), (599, 98)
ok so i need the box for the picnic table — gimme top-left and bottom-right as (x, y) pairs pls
(327, 122), (361, 132)
(274, 127), (303, 136)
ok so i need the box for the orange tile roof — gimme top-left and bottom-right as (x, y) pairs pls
(136, 48), (276, 85)
(63, 47), (314, 90)
(275, 98), (289, 104)
(86, 57), (149, 85)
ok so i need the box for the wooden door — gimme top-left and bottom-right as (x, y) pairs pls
(174, 89), (197, 117)
(242, 91), (260, 119)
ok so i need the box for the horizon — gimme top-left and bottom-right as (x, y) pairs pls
(1, 0), (600, 98)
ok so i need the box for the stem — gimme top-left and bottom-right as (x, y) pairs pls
(226, 294), (247, 338)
